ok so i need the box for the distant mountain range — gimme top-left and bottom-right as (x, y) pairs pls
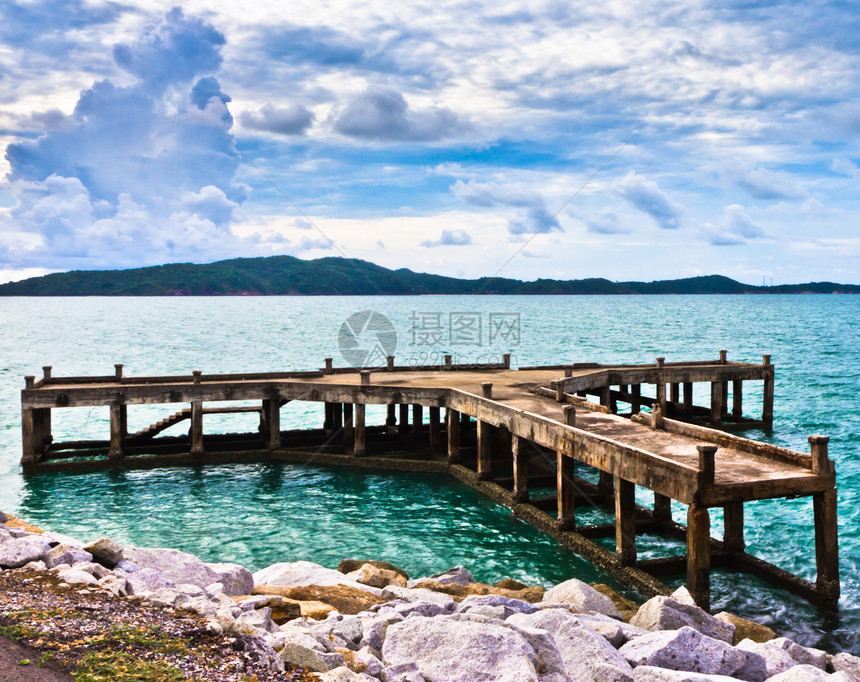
(0, 256), (857, 296)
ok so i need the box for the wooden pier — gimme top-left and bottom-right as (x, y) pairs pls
(20, 353), (839, 611)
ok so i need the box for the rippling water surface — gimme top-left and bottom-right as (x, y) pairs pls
(0, 295), (858, 652)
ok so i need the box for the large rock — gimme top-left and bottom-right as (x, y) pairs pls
(592, 584), (639, 620)
(736, 638), (798, 678)
(630, 597), (735, 644)
(279, 631), (345, 672)
(0, 535), (51, 568)
(254, 560), (379, 593)
(632, 667), (749, 681)
(253, 584), (387, 615)
(234, 595), (302, 624)
(380, 586), (457, 609)
(768, 638), (827, 670)
(208, 562), (254, 596)
(348, 563), (407, 589)
(458, 594), (541, 617)
(766, 665), (830, 681)
(339, 559), (409, 581)
(121, 567), (175, 595)
(83, 537), (124, 566)
(43, 543), (93, 569)
(382, 615), (541, 682)
(543, 578), (622, 619)
(714, 613), (775, 645)
(618, 626), (766, 682)
(407, 566), (473, 586)
(508, 607), (633, 680)
(410, 579), (545, 603)
(122, 546), (219, 588)
(831, 652), (860, 679)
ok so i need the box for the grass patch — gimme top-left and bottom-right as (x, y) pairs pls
(73, 650), (184, 681)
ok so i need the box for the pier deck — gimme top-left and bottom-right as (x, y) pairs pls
(19, 354), (839, 612)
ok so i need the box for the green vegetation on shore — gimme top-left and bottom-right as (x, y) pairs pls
(0, 256), (858, 296)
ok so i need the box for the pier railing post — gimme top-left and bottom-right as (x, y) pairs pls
(324, 358), (333, 375)
(387, 356), (395, 371)
(115, 364), (123, 381)
(719, 350), (727, 365)
(650, 402), (664, 430)
(512, 435), (529, 503)
(503, 353), (511, 369)
(809, 434), (833, 475)
(447, 409), (460, 464)
(444, 354), (452, 370)
(762, 355), (774, 426)
(697, 444), (717, 487)
(615, 478), (636, 565)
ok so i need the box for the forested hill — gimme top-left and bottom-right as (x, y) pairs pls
(0, 256), (857, 296)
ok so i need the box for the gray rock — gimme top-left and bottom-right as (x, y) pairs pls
(235, 634), (284, 672)
(380, 585), (457, 608)
(41, 531), (84, 548)
(254, 560), (379, 593)
(576, 613), (649, 648)
(205, 582), (225, 598)
(21, 560), (47, 571)
(360, 614), (402, 651)
(320, 668), (379, 682)
(503, 622), (569, 680)
(423, 566), (474, 585)
(766, 665), (830, 681)
(383, 615), (541, 681)
(632, 667), (747, 681)
(43, 543), (93, 569)
(831, 652), (860, 679)
(0, 535), (51, 568)
(122, 546), (219, 589)
(769, 638), (828, 670)
(831, 673), (857, 682)
(618, 626), (766, 682)
(83, 538), (124, 566)
(234, 607), (279, 634)
(147, 587), (192, 609)
(543, 578), (623, 619)
(737, 638), (798, 678)
(7, 527), (31, 539)
(391, 599), (451, 618)
(97, 574), (130, 597)
(0, 527), (14, 543)
(115, 559), (141, 573)
(207, 562), (254, 596)
(509, 608), (633, 681)
(280, 639), (345, 672)
(355, 646), (383, 676)
(73, 562), (111, 580)
(380, 661), (427, 682)
(460, 604), (507, 620)
(630, 596), (735, 644)
(458, 594), (541, 617)
(121, 567), (175, 595)
(58, 567), (98, 585)
(669, 586), (698, 607)
(310, 614), (364, 649)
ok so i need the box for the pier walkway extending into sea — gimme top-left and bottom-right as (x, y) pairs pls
(19, 353), (839, 612)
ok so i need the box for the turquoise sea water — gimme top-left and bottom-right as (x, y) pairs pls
(0, 295), (858, 652)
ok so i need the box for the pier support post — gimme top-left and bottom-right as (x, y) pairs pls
(686, 502), (711, 610)
(190, 401), (204, 457)
(615, 478), (637, 565)
(263, 399), (281, 449)
(732, 380), (743, 420)
(710, 381), (723, 426)
(653, 493), (672, 525)
(600, 385), (610, 410)
(386, 404), (397, 432)
(429, 406), (441, 453)
(670, 383), (680, 406)
(477, 419), (492, 480)
(399, 404), (410, 439)
(512, 436), (529, 503)
(813, 487), (840, 609)
(631, 384), (641, 414)
(412, 404), (423, 442)
(762, 355), (774, 426)
(447, 409), (460, 464)
(683, 382), (693, 419)
(598, 471), (615, 503)
(333, 403), (343, 433)
(343, 403), (354, 451)
(723, 502), (744, 553)
(108, 404), (127, 459)
(354, 404), (366, 455)
(324, 402), (335, 435)
(21, 407), (36, 464)
(557, 405), (577, 530)
(656, 382), (667, 415)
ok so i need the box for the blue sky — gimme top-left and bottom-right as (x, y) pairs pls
(1, 1), (859, 284)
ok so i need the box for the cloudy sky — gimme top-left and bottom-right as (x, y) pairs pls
(1, 0), (859, 285)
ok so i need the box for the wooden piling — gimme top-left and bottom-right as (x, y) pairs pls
(354, 404), (366, 455)
(413, 404), (423, 441)
(429, 406), (441, 452)
(556, 405), (577, 530)
(447, 408), (460, 463)
(342, 402), (353, 450)
(762, 354), (774, 425)
(512, 435), (529, 503)
(687, 502), (711, 610)
(190, 401), (204, 456)
(631, 384), (641, 414)
(732, 380), (743, 420)
(399, 404), (410, 438)
(477, 419), (492, 480)
(386, 404), (397, 432)
(653, 493), (672, 525)
(710, 381), (723, 426)
(723, 502), (744, 553)
(683, 382), (693, 419)
(814, 487), (840, 609)
(615, 478), (637, 565)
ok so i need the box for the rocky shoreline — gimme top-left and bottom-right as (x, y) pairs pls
(0, 512), (857, 681)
